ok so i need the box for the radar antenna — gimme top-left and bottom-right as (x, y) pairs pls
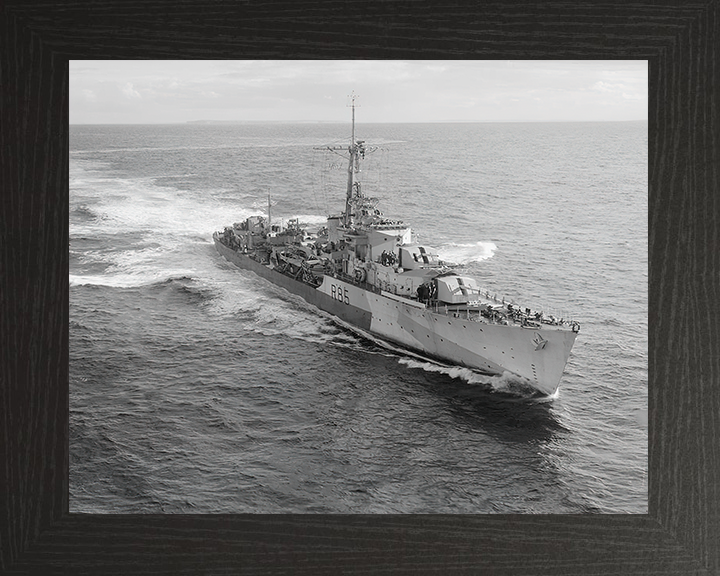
(313, 91), (371, 227)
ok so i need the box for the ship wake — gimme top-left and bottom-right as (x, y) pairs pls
(397, 358), (550, 400)
(436, 241), (497, 265)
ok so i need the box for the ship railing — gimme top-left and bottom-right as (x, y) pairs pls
(468, 288), (576, 325)
(427, 299), (576, 329)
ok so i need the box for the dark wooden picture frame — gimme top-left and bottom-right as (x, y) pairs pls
(2, 2), (717, 574)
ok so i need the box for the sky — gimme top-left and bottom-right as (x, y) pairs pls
(69, 60), (647, 124)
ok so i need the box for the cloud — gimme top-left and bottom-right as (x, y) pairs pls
(592, 81), (625, 93)
(122, 82), (141, 99)
(70, 60), (648, 123)
(425, 64), (448, 73)
(593, 80), (644, 100)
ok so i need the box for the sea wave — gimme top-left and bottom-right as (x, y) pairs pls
(397, 358), (545, 398)
(436, 241), (497, 265)
(69, 121), (648, 514)
(146, 276), (218, 304)
(72, 204), (103, 221)
(70, 271), (197, 289)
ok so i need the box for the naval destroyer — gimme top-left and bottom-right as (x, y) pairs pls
(214, 95), (579, 396)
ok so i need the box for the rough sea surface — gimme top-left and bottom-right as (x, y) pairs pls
(70, 121), (647, 513)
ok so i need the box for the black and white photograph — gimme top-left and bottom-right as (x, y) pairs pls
(69, 60), (647, 514)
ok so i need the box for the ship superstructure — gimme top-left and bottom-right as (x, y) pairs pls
(214, 93), (579, 396)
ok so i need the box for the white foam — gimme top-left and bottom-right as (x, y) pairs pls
(435, 241), (497, 265)
(70, 172), (255, 238)
(210, 281), (342, 344)
(398, 358), (491, 385)
(71, 272), (160, 288)
(397, 358), (544, 398)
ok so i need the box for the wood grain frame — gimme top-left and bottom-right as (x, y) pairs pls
(1, 2), (717, 574)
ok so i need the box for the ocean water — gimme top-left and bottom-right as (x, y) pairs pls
(69, 120), (648, 514)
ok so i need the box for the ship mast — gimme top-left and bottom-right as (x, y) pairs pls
(314, 91), (365, 228)
(344, 91), (362, 227)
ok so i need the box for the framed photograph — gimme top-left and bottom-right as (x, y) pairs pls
(2, 2), (716, 574)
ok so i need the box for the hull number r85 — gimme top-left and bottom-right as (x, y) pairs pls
(331, 284), (349, 305)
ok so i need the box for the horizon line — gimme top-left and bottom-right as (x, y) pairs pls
(70, 118), (649, 126)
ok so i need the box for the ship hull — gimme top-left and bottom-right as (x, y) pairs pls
(215, 238), (576, 396)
